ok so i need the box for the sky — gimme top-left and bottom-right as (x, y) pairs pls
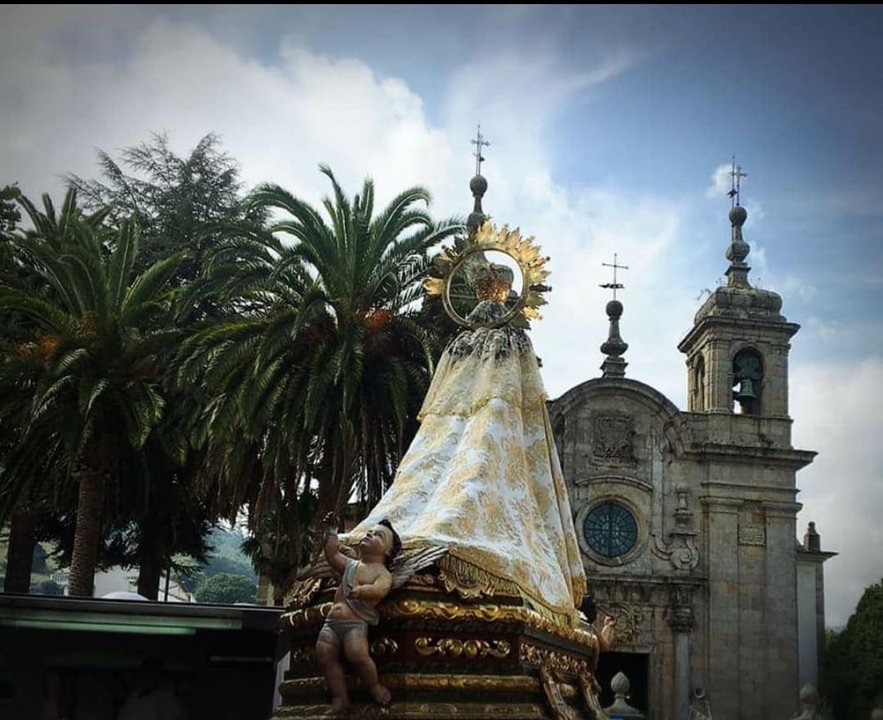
(2, 4), (881, 627)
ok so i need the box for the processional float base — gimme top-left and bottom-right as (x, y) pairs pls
(273, 578), (606, 720)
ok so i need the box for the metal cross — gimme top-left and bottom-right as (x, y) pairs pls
(600, 253), (628, 300)
(728, 155), (748, 207)
(471, 123), (491, 176)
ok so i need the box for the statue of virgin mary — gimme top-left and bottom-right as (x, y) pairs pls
(347, 221), (586, 627)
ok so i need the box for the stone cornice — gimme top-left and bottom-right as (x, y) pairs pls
(796, 549), (838, 564)
(683, 442), (816, 470)
(678, 316), (801, 354)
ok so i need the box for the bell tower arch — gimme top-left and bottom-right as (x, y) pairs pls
(678, 203), (799, 419)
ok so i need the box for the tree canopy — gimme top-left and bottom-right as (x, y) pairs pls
(823, 578), (883, 718)
(1, 133), (463, 602)
(194, 572), (257, 604)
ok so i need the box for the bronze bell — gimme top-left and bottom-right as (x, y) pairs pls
(734, 377), (757, 402)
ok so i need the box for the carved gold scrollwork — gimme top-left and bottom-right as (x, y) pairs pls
(386, 674), (537, 692)
(414, 637), (511, 659)
(370, 637), (399, 657)
(539, 664), (577, 720)
(289, 645), (315, 664)
(381, 599), (599, 649)
(578, 673), (607, 720)
(281, 674), (542, 695)
(274, 701), (549, 718)
(287, 577), (323, 609)
(520, 644), (590, 677)
(437, 554), (522, 600)
(281, 602), (331, 629)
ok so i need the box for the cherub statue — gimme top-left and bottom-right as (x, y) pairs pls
(314, 512), (402, 713)
(598, 612), (617, 652)
(579, 592), (618, 651)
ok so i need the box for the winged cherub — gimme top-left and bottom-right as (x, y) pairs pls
(314, 512), (402, 713)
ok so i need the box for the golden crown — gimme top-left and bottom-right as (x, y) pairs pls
(424, 222), (551, 329)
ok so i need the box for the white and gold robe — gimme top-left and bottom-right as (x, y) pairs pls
(349, 302), (586, 626)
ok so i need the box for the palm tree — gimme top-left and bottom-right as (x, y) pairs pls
(0, 189), (182, 596)
(179, 166), (461, 594)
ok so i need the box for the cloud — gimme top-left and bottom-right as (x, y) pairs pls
(781, 275), (818, 304)
(0, 12), (459, 215)
(791, 357), (883, 627)
(706, 163), (732, 198)
(804, 317), (841, 340)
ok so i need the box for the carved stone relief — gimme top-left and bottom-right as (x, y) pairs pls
(591, 412), (636, 466)
(652, 484), (700, 572)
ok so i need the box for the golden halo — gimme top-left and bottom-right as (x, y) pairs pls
(424, 223), (551, 329)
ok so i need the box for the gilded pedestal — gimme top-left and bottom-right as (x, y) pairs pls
(273, 576), (605, 720)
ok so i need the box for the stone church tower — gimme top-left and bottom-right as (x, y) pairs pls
(549, 185), (830, 719)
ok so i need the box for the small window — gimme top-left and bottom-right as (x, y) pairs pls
(693, 355), (706, 411)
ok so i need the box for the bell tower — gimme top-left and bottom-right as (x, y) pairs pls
(676, 161), (817, 716)
(678, 163), (799, 419)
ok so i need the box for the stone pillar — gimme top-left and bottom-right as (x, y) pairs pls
(708, 339), (733, 413)
(668, 586), (694, 720)
(763, 501), (801, 718)
(702, 496), (741, 712)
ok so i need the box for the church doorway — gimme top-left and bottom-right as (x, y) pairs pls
(595, 651), (649, 716)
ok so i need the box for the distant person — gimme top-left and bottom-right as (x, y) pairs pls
(117, 658), (187, 720)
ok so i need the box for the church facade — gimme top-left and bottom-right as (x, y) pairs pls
(549, 201), (831, 719)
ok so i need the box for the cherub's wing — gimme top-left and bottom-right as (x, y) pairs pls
(390, 545), (448, 589)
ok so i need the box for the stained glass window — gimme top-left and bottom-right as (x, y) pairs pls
(583, 501), (638, 559)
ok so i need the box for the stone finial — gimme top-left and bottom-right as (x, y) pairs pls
(791, 684), (829, 720)
(803, 521), (821, 552)
(466, 125), (490, 236)
(603, 671), (645, 718)
(799, 683), (819, 704)
(725, 202), (751, 288)
(601, 299), (628, 377)
(723, 156), (752, 288)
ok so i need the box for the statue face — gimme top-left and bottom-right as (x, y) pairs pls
(359, 525), (394, 557)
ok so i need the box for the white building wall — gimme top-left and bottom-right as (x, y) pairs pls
(796, 560), (820, 687)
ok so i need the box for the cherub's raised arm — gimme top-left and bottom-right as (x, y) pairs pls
(321, 513), (348, 575)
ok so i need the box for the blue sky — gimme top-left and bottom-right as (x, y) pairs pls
(2, 4), (881, 627)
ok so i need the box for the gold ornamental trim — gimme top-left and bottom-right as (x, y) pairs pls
(287, 636), (397, 660)
(437, 554), (522, 600)
(273, 702), (549, 719)
(281, 603), (331, 629)
(434, 549), (582, 627)
(521, 644), (593, 678)
(290, 645), (314, 664)
(579, 675), (607, 720)
(281, 598), (600, 652)
(280, 674), (541, 696)
(381, 599), (599, 650)
(540, 665), (577, 720)
(370, 637), (399, 657)
(414, 637), (511, 659)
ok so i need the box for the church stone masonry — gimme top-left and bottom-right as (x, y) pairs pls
(549, 195), (829, 719)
